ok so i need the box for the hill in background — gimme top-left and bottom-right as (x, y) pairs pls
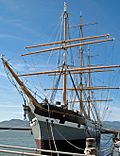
(103, 121), (120, 131)
(0, 119), (30, 128)
(0, 119), (120, 130)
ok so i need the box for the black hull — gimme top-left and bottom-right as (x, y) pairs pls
(30, 114), (101, 155)
(41, 139), (86, 154)
(40, 137), (100, 155)
(28, 105), (101, 154)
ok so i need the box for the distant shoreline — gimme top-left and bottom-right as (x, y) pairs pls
(0, 119), (119, 130)
(0, 119), (30, 128)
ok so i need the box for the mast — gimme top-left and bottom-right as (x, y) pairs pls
(62, 2), (68, 107)
(79, 13), (83, 113)
(88, 48), (91, 118)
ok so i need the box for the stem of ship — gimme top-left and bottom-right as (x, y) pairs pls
(62, 2), (67, 107)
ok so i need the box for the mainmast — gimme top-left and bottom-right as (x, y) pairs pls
(62, 2), (68, 107)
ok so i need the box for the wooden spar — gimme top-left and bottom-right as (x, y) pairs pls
(1, 58), (85, 116)
(21, 38), (113, 56)
(68, 99), (112, 103)
(18, 64), (120, 77)
(44, 86), (120, 91)
(48, 69), (115, 76)
(71, 22), (98, 28)
(1, 57), (43, 109)
(25, 34), (109, 49)
(69, 69), (115, 74)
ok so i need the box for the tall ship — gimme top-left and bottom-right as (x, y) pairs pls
(1, 2), (120, 154)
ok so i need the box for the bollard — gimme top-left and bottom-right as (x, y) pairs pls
(84, 138), (98, 156)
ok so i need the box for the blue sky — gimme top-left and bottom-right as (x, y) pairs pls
(0, 0), (120, 121)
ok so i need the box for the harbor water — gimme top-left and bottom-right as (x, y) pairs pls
(0, 130), (118, 155)
(0, 130), (35, 156)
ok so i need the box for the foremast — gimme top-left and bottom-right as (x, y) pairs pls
(62, 2), (68, 108)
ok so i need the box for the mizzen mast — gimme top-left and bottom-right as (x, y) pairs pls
(79, 13), (83, 113)
(88, 48), (91, 118)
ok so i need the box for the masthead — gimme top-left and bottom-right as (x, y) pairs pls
(64, 2), (67, 12)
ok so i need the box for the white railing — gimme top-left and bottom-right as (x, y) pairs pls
(0, 144), (85, 156)
(0, 138), (115, 156)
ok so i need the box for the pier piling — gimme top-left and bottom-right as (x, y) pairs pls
(84, 138), (98, 156)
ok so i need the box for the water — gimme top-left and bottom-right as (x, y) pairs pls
(0, 130), (35, 155)
(0, 131), (118, 156)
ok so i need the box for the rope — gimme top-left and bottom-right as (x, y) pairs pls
(47, 101), (84, 152)
(4, 60), (45, 102)
(46, 120), (52, 154)
(50, 64), (64, 104)
(49, 122), (59, 156)
(68, 68), (88, 118)
(3, 64), (27, 104)
(52, 123), (84, 151)
(47, 102), (59, 156)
